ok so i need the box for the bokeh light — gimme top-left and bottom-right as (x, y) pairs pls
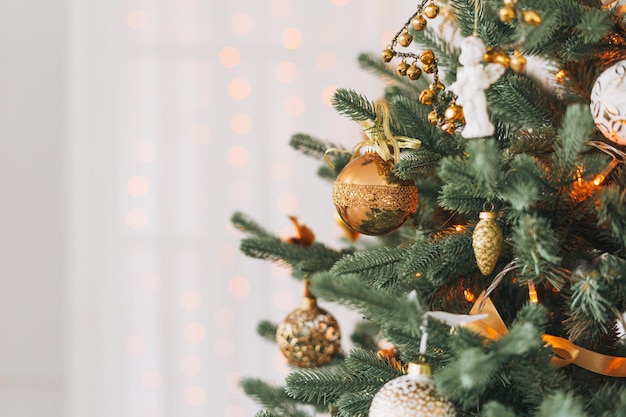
(275, 61), (298, 83)
(180, 291), (202, 312)
(316, 51), (337, 72)
(228, 78), (251, 100)
(227, 146), (250, 168)
(127, 10), (147, 31)
(185, 386), (206, 407)
(228, 276), (251, 298)
(126, 208), (148, 230)
(281, 28), (303, 49)
(183, 322), (206, 344)
(219, 46), (241, 68)
(140, 369), (162, 390)
(230, 113), (252, 135)
(128, 176), (149, 197)
(231, 13), (253, 35)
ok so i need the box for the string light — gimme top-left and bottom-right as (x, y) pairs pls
(528, 281), (538, 304)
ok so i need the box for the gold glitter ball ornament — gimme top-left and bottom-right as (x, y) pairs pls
(472, 211), (503, 275)
(369, 362), (457, 417)
(276, 281), (341, 368)
(332, 152), (418, 236)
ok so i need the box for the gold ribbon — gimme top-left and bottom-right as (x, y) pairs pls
(324, 101), (421, 169)
(464, 292), (626, 377)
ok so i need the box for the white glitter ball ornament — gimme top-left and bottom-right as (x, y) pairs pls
(369, 362), (456, 417)
(590, 60), (626, 145)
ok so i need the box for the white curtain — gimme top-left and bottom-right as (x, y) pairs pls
(67, 1), (408, 416)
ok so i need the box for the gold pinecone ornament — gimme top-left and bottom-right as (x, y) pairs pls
(276, 280), (341, 368)
(472, 211), (503, 275)
(369, 362), (457, 417)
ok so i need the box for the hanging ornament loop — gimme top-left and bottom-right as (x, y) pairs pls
(355, 101), (421, 162)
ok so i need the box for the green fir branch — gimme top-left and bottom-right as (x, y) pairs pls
(551, 104), (594, 185)
(330, 246), (411, 290)
(231, 211), (274, 239)
(331, 88), (377, 122)
(597, 186), (626, 248)
(334, 392), (374, 417)
(537, 392), (586, 417)
(289, 133), (345, 160)
(257, 320), (278, 343)
(241, 378), (310, 417)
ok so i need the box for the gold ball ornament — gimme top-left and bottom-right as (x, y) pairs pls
(427, 110), (440, 126)
(397, 60), (410, 76)
(510, 51), (527, 73)
(472, 211), (503, 276)
(276, 282), (341, 368)
(411, 15), (427, 31)
(398, 31), (413, 47)
(332, 152), (418, 236)
(590, 60), (626, 145)
(369, 362), (457, 417)
(407, 63), (422, 80)
(499, 5), (516, 23)
(424, 3), (440, 19)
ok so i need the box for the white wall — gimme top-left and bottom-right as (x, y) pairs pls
(0, 1), (65, 415)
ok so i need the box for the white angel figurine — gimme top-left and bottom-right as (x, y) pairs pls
(449, 36), (505, 139)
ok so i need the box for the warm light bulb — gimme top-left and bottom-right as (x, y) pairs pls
(528, 281), (538, 304)
(464, 289), (476, 303)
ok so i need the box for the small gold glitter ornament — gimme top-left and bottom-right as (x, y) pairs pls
(407, 63), (422, 80)
(484, 47), (510, 68)
(472, 211), (503, 275)
(419, 89), (434, 105)
(398, 30), (413, 47)
(276, 280), (341, 368)
(369, 362), (457, 417)
(424, 2), (440, 19)
(411, 15), (427, 31)
(427, 110), (439, 125)
(332, 152), (417, 236)
(522, 10), (542, 25)
(499, 5), (515, 23)
(510, 51), (527, 73)
(382, 48), (394, 63)
(397, 60), (410, 76)
(444, 103), (463, 122)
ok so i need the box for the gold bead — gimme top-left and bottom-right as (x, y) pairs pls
(397, 30), (413, 47)
(397, 60), (410, 76)
(499, 5), (516, 23)
(411, 15), (427, 31)
(484, 47), (510, 68)
(555, 69), (566, 83)
(381, 48), (394, 63)
(419, 49), (435, 65)
(406, 63), (422, 80)
(436, 80), (445, 90)
(424, 3), (440, 19)
(427, 110), (439, 125)
(419, 89), (434, 105)
(522, 10), (542, 25)
(422, 63), (435, 74)
(510, 51), (527, 73)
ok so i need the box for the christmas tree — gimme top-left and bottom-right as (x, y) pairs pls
(232, 0), (626, 416)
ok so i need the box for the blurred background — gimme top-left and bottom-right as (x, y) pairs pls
(0, 1), (407, 416)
